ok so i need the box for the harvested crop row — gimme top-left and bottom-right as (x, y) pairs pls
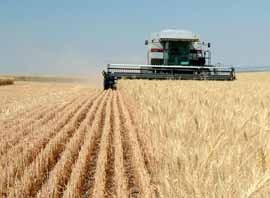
(61, 90), (153, 198)
(0, 94), (84, 156)
(0, 96), (88, 195)
(0, 83), (94, 124)
(8, 91), (103, 197)
(0, 92), (83, 135)
(0, 88), (154, 198)
(117, 91), (153, 197)
(62, 90), (153, 198)
(0, 104), (47, 132)
(90, 91), (113, 197)
(0, 93), (89, 166)
(62, 90), (111, 198)
(110, 91), (128, 197)
(0, 91), (101, 195)
(103, 93), (116, 198)
(36, 91), (107, 198)
(121, 92), (155, 179)
(0, 89), (90, 131)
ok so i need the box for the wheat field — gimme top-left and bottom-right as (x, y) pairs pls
(0, 73), (269, 197)
(118, 72), (270, 197)
(0, 82), (153, 197)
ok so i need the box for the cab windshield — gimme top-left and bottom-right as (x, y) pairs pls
(164, 41), (191, 65)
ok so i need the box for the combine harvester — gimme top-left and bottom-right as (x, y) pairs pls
(103, 29), (236, 89)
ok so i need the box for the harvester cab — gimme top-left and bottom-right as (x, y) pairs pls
(147, 30), (209, 67)
(103, 29), (236, 90)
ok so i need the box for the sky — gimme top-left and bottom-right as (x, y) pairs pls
(0, 0), (269, 75)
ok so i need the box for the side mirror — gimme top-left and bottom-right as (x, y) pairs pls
(145, 40), (148, 45)
(208, 43), (211, 48)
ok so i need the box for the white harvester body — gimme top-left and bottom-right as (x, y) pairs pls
(103, 29), (236, 90)
(146, 29), (211, 66)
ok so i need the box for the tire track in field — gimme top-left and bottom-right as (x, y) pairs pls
(8, 91), (102, 197)
(36, 91), (107, 198)
(0, 92), (101, 196)
(62, 91), (110, 198)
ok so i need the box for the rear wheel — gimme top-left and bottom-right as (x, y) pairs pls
(103, 76), (116, 90)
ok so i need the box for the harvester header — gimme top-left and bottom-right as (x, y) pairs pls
(103, 29), (236, 89)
